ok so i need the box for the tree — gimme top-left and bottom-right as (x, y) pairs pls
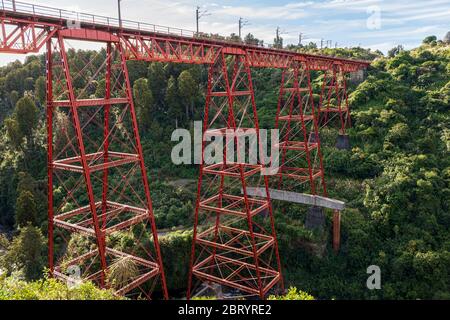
(273, 33), (283, 49)
(384, 123), (410, 148)
(244, 33), (261, 46)
(147, 62), (167, 105)
(15, 96), (38, 144)
(133, 78), (154, 131)
(5, 68), (26, 93)
(126, 60), (149, 84)
(25, 57), (43, 79)
(178, 70), (198, 119)
(24, 77), (34, 91)
(2, 225), (45, 280)
(305, 42), (318, 50)
(16, 171), (36, 195)
(423, 35), (437, 44)
(4, 117), (23, 149)
(165, 76), (182, 126)
(9, 90), (19, 109)
(159, 231), (192, 291)
(387, 45), (404, 58)
(15, 190), (38, 227)
(34, 76), (46, 105)
(227, 33), (241, 42)
(0, 77), (6, 102)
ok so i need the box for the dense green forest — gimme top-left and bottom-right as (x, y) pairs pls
(0, 35), (448, 299)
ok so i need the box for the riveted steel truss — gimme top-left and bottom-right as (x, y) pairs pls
(274, 57), (327, 196)
(318, 62), (351, 134)
(0, 16), (57, 53)
(187, 49), (284, 299)
(120, 34), (222, 64)
(46, 32), (168, 299)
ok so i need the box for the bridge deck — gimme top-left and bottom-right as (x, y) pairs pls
(0, 0), (370, 69)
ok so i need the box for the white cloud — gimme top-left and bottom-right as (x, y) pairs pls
(213, 3), (311, 21)
(354, 25), (445, 42)
(392, 11), (450, 22)
(315, 0), (380, 10)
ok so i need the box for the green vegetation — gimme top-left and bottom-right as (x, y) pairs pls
(192, 287), (314, 300)
(1, 225), (45, 280)
(0, 35), (448, 300)
(0, 276), (121, 300)
(268, 287), (315, 300)
(283, 39), (449, 300)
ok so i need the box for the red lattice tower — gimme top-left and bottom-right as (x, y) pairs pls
(46, 32), (168, 299)
(318, 61), (351, 136)
(187, 48), (284, 299)
(274, 57), (327, 196)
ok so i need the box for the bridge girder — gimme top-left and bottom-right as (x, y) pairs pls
(0, 6), (369, 71)
(0, 17), (57, 53)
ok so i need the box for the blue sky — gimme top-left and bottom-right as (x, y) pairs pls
(1, 0), (449, 65)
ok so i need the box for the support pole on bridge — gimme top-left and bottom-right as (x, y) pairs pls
(196, 6), (210, 35)
(238, 17), (249, 39)
(118, 0), (123, 28)
(46, 39), (54, 277)
(333, 210), (341, 253)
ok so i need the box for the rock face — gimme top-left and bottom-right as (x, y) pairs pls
(297, 238), (327, 258)
(349, 69), (365, 84)
(305, 206), (326, 230)
(336, 134), (351, 150)
(444, 32), (450, 44)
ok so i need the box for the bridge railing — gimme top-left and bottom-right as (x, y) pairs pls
(0, 0), (198, 37)
(0, 0), (233, 41)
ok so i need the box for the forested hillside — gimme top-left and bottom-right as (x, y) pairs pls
(0, 36), (448, 299)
